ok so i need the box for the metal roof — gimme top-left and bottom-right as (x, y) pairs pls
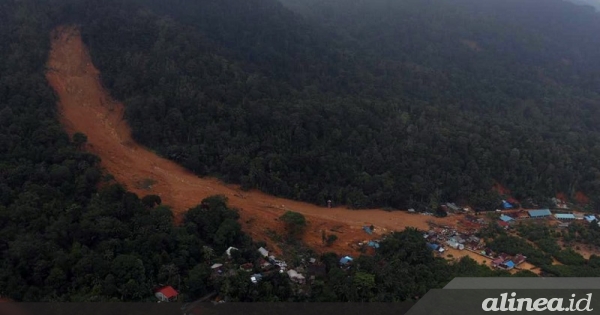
(499, 214), (514, 222)
(528, 209), (552, 217)
(555, 213), (576, 219)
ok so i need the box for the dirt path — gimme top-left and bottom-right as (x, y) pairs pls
(45, 26), (460, 256)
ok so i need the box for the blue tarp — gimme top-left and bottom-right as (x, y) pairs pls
(502, 201), (513, 209)
(500, 214), (514, 222)
(427, 243), (439, 250)
(585, 215), (597, 222)
(340, 256), (353, 265)
(363, 226), (373, 235)
(504, 261), (515, 269)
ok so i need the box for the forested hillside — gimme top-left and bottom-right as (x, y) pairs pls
(52, 0), (600, 211)
(0, 0), (521, 302)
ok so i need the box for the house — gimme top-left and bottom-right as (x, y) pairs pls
(584, 215), (597, 223)
(497, 220), (510, 228)
(446, 203), (461, 212)
(258, 258), (272, 270)
(528, 209), (552, 218)
(502, 200), (513, 209)
(287, 269), (306, 284)
(446, 239), (464, 250)
(339, 256), (353, 265)
(554, 213), (576, 221)
(491, 257), (505, 267)
(239, 263), (253, 272)
(513, 254), (526, 265)
(154, 286), (179, 302)
(499, 214), (514, 222)
(574, 213), (585, 220)
(250, 274), (263, 284)
(225, 247), (238, 259)
(258, 247), (269, 257)
(528, 209), (551, 217)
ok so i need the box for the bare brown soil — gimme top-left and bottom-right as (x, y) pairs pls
(46, 26), (460, 256)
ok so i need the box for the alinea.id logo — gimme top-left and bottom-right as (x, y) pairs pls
(482, 293), (593, 312)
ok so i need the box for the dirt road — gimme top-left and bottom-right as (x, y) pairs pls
(46, 26), (458, 256)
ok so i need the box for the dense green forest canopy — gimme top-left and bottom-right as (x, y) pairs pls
(46, 0), (600, 211)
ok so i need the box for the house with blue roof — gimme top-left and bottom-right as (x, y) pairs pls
(528, 209), (552, 218)
(499, 214), (514, 222)
(584, 215), (597, 223)
(502, 200), (513, 209)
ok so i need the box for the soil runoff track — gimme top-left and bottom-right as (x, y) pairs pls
(46, 26), (456, 255)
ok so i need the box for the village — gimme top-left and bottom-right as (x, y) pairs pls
(151, 197), (600, 303)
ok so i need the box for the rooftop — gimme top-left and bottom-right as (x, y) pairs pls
(528, 209), (552, 217)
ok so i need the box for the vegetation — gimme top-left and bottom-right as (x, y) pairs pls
(43, 0), (600, 211)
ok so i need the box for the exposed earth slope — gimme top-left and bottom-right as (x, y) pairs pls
(46, 26), (456, 255)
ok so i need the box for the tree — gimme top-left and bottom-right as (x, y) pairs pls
(279, 211), (306, 239)
(325, 234), (338, 246)
(73, 132), (88, 149)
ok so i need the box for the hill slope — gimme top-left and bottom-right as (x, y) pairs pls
(52, 0), (600, 210)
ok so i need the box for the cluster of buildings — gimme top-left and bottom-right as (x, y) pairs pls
(424, 226), (483, 253)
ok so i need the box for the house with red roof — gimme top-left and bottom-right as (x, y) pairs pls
(154, 285), (179, 302)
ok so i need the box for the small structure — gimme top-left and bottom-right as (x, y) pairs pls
(427, 243), (440, 251)
(585, 215), (597, 223)
(154, 286), (179, 302)
(287, 269), (306, 284)
(225, 247), (238, 258)
(240, 263), (253, 272)
(491, 257), (504, 268)
(408, 208), (416, 213)
(309, 258), (317, 264)
(500, 260), (515, 270)
(258, 258), (272, 270)
(502, 200), (513, 209)
(446, 239), (464, 250)
(258, 247), (269, 257)
(362, 226), (373, 235)
(339, 256), (353, 265)
(250, 274), (263, 284)
(499, 214), (514, 222)
(367, 241), (380, 248)
(210, 263), (223, 274)
(446, 203), (461, 212)
(497, 220), (510, 229)
(528, 209), (552, 218)
(513, 254), (526, 265)
(327, 200), (332, 208)
(555, 213), (576, 221)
